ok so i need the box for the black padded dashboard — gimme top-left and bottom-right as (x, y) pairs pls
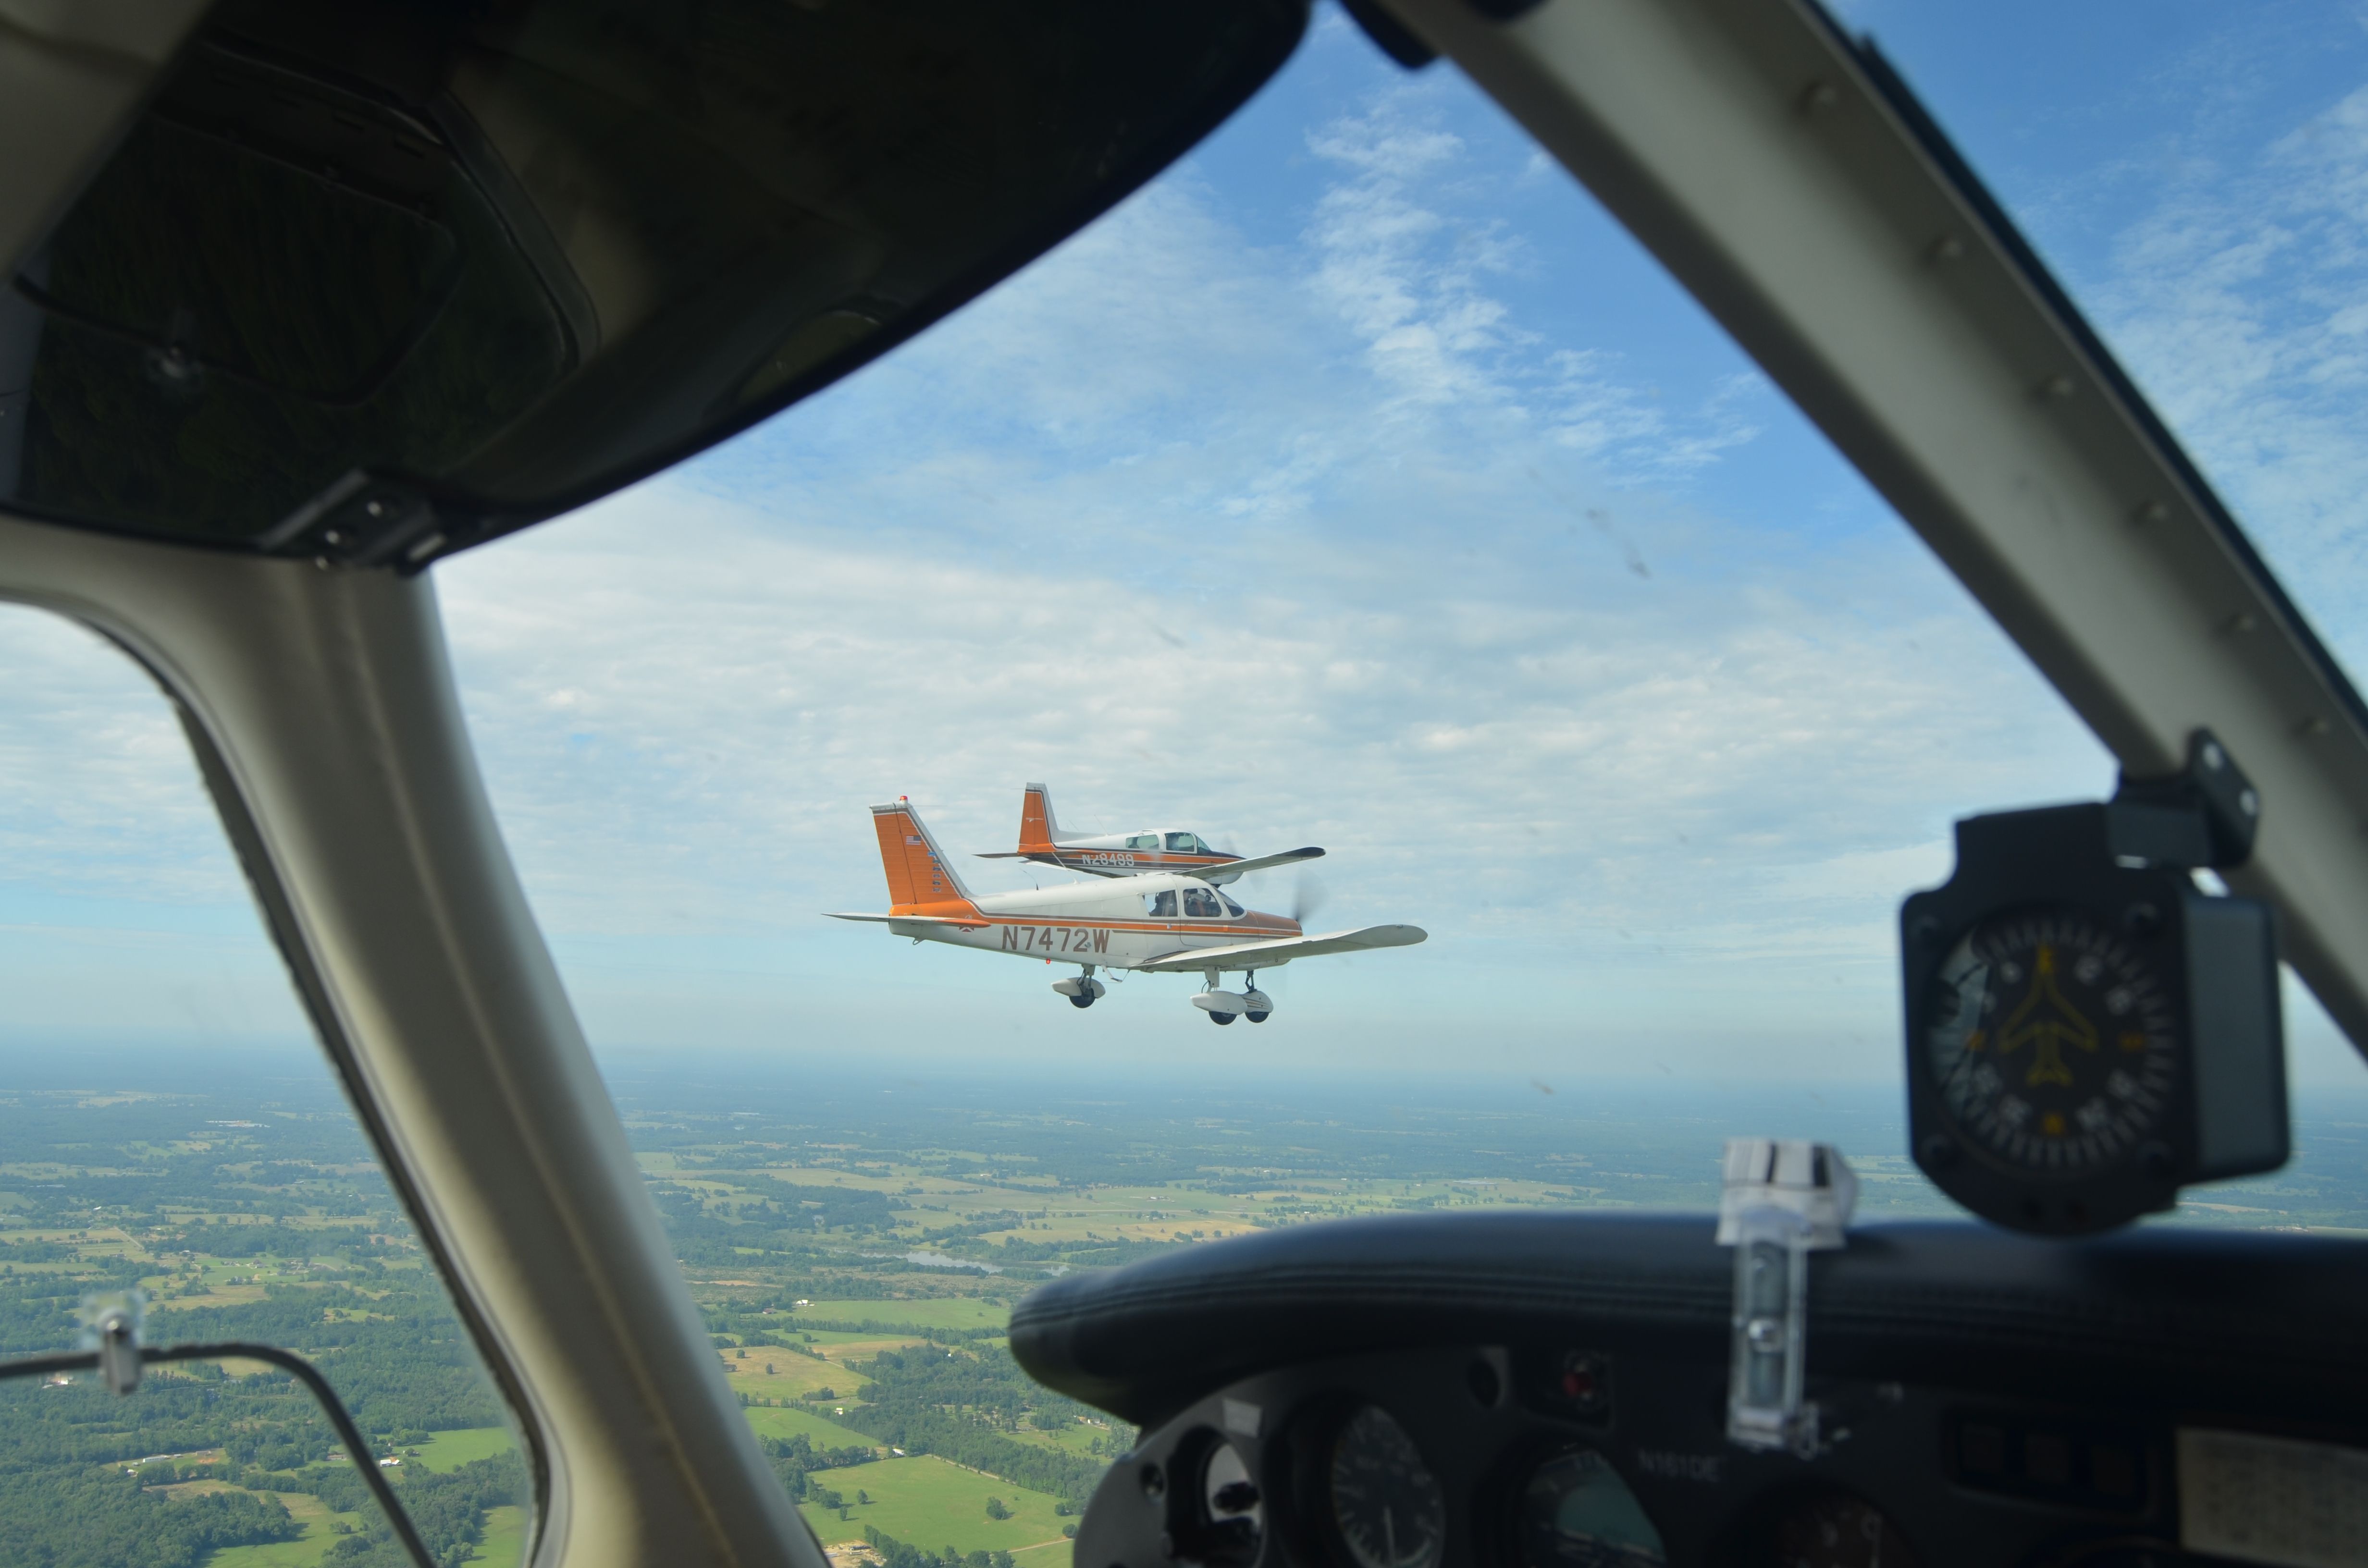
(1011, 1213), (2368, 1568)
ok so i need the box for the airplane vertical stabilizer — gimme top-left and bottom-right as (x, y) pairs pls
(1019, 783), (1063, 853)
(871, 800), (976, 909)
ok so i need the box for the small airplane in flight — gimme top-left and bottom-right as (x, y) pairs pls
(829, 797), (1425, 1023)
(974, 783), (1300, 884)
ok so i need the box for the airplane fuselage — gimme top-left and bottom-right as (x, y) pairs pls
(840, 796), (1420, 1019)
(892, 872), (1300, 972)
(1019, 831), (1242, 882)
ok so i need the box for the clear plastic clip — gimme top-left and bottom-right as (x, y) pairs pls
(1717, 1139), (1855, 1456)
(81, 1291), (146, 1396)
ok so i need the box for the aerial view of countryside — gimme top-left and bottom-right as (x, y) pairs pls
(2, 1054), (2363, 1568)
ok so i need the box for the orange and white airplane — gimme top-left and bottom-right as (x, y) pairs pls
(974, 783), (1307, 885)
(828, 797), (1425, 1023)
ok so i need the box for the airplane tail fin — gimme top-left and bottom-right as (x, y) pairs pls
(1018, 783), (1063, 854)
(871, 799), (976, 909)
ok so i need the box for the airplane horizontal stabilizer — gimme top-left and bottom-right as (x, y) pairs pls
(1136, 923), (1426, 970)
(1183, 846), (1325, 880)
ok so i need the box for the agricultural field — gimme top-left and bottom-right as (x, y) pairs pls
(792, 1300), (1010, 1334)
(203, 1489), (371, 1568)
(410, 1427), (517, 1473)
(472, 1506), (528, 1565)
(745, 1404), (876, 1449)
(798, 1455), (1069, 1560)
(1003, 1420), (1122, 1460)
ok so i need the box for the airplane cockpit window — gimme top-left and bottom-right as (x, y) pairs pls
(419, 15), (2368, 1559)
(1831, 1), (2368, 698)
(0, 609), (530, 1568)
(10, 3), (2368, 1568)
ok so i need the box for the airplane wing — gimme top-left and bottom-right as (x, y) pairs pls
(1135, 923), (1426, 970)
(968, 846), (1326, 877)
(825, 911), (991, 930)
(1182, 846), (1324, 879)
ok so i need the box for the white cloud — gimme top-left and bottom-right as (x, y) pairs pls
(0, 609), (235, 903)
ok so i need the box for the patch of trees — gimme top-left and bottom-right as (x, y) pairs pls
(913, 1211), (1029, 1246)
(164, 1223), (382, 1259)
(0, 1367), (318, 1471)
(0, 1237), (78, 1262)
(268, 1452), (524, 1568)
(758, 1432), (876, 1505)
(740, 1176), (909, 1232)
(1034, 1237), (1190, 1269)
(0, 1466), (302, 1568)
(830, 1349), (1106, 1507)
(647, 1177), (908, 1249)
(233, 1161), (329, 1188)
(862, 1524), (1014, 1568)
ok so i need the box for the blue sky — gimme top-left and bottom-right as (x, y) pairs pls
(0, 3), (2361, 1092)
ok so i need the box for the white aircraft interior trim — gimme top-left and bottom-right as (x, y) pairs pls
(1387, 0), (2368, 1056)
(0, 511), (824, 1568)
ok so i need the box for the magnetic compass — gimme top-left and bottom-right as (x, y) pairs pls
(1923, 909), (2181, 1178)
(1900, 736), (2287, 1237)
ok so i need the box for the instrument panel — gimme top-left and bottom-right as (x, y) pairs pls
(1075, 1343), (2277, 1568)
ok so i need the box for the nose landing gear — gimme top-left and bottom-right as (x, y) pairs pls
(1053, 968), (1106, 1008)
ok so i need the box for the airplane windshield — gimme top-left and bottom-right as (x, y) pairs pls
(422, 0), (2361, 1225)
(9, 6), (2368, 1562)
(1829, 0), (2368, 698)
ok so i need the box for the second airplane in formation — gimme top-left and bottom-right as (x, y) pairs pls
(974, 783), (1293, 882)
(829, 786), (1425, 1024)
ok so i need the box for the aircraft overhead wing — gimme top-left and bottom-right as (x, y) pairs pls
(825, 911), (990, 930)
(1136, 924), (1426, 971)
(971, 845), (1326, 877)
(1183, 846), (1324, 879)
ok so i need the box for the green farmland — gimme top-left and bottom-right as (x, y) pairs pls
(793, 1299), (1011, 1334)
(797, 1455), (1070, 1563)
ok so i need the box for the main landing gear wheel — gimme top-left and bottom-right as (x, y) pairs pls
(1069, 992), (1095, 1009)
(1208, 1010), (1234, 1025)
